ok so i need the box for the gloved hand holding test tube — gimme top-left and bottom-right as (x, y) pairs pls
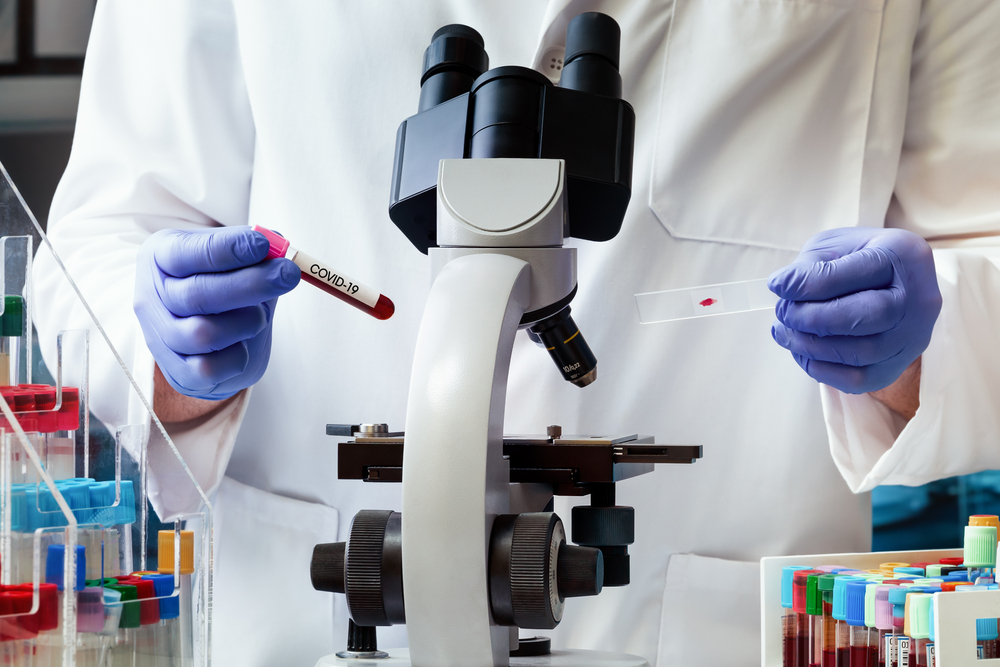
(134, 225), (394, 401)
(251, 224), (394, 320)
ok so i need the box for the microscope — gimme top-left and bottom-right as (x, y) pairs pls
(310, 14), (701, 667)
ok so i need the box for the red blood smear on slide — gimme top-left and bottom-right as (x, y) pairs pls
(699, 298), (717, 307)
(301, 272), (395, 320)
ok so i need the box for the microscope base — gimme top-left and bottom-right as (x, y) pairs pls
(316, 648), (650, 667)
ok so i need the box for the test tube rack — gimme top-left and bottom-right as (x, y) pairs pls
(0, 159), (213, 666)
(761, 549), (1000, 666)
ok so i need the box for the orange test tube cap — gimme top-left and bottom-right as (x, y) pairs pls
(157, 530), (195, 575)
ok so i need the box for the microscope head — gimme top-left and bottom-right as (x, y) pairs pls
(389, 12), (635, 251)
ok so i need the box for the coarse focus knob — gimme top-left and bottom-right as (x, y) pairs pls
(557, 543), (603, 598)
(311, 542), (346, 593)
(490, 513), (566, 629)
(345, 510), (405, 626)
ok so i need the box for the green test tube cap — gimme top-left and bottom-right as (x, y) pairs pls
(806, 574), (825, 615)
(107, 584), (140, 629)
(908, 593), (933, 640)
(1, 295), (23, 337)
(964, 525), (998, 568)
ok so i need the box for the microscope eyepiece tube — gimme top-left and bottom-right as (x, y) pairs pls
(418, 24), (489, 112)
(527, 306), (598, 388)
(559, 12), (623, 99)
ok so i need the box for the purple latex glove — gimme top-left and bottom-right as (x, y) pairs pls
(768, 227), (942, 394)
(134, 226), (300, 400)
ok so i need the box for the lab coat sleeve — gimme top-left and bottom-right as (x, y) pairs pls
(821, 0), (1000, 492)
(32, 0), (255, 518)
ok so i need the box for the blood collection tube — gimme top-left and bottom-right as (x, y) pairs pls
(874, 585), (900, 667)
(783, 567), (812, 667)
(806, 573), (825, 667)
(845, 581), (870, 667)
(252, 225), (394, 320)
(905, 594), (931, 667)
(818, 574), (840, 667)
(795, 570), (824, 667)
(964, 524), (997, 584)
(834, 576), (865, 667)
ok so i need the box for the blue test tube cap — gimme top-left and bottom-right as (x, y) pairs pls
(9, 485), (26, 532)
(888, 586), (909, 617)
(845, 581), (869, 627)
(56, 481), (93, 525)
(894, 566), (924, 577)
(45, 543), (86, 591)
(781, 566), (811, 609)
(88, 480), (137, 527)
(142, 574), (180, 620)
(977, 618), (999, 642)
(833, 576), (865, 621)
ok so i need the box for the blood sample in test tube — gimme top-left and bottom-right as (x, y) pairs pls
(252, 225), (395, 320)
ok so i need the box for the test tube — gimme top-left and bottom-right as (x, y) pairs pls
(834, 577), (865, 667)
(874, 585), (900, 667)
(106, 581), (140, 666)
(89, 480), (137, 579)
(964, 525), (997, 584)
(15, 581), (59, 667)
(252, 225), (395, 320)
(159, 529), (195, 667)
(782, 566), (812, 667)
(142, 573), (180, 666)
(817, 574), (840, 667)
(906, 594), (931, 667)
(0, 295), (24, 386)
(794, 570), (824, 667)
(844, 581), (870, 667)
(0, 589), (40, 664)
(77, 587), (106, 667)
(806, 573), (826, 667)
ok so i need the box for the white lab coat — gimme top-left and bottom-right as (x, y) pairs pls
(30, 1), (1000, 665)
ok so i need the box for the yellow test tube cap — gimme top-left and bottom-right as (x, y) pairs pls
(879, 562), (909, 576)
(969, 515), (1000, 530)
(158, 530), (195, 575)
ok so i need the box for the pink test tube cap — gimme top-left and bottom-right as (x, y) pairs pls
(874, 585), (896, 630)
(251, 224), (290, 260)
(77, 587), (105, 633)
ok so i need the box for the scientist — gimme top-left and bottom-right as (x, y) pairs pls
(33, 2), (1000, 666)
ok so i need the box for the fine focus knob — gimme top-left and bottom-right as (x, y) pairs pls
(557, 543), (604, 598)
(311, 542), (346, 594)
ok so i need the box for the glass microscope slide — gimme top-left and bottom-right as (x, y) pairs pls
(635, 278), (779, 324)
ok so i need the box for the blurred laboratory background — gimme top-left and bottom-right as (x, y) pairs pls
(1, 0), (996, 555)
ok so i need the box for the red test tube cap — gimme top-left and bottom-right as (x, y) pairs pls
(57, 387), (80, 431)
(792, 569), (823, 614)
(251, 225), (290, 260)
(939, 557), (965, 566)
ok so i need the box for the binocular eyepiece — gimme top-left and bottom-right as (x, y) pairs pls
(419, 12), (623, 113)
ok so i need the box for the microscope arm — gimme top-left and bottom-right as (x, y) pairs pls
(402, 253), (531, 667)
